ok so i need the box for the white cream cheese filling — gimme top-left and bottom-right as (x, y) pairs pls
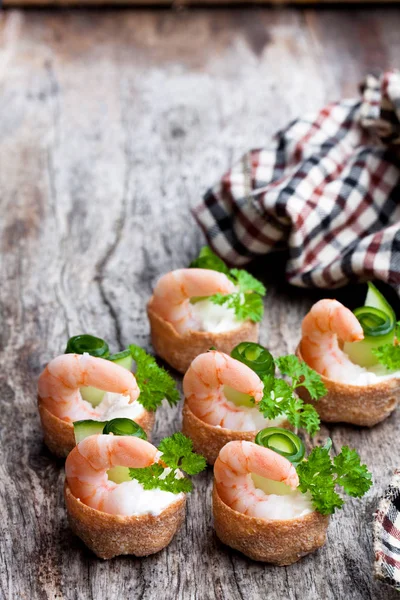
(250, 489), (313, 520)
(213, 400), (287, 432)
(190, 298), (242, 333)
(93, 392), (146, 421)
(335, 356), (400, 386)
(100, 477), (184, 517)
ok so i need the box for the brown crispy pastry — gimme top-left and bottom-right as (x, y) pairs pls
(38, 399), (155, 458)
(65, 483), (186, 559)
(213, 484), (329, 565)
(147, 297), (259, 374)
(295, 345), (400, 426)
(182, 400), (289, 465)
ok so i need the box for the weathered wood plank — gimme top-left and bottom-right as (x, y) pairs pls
(1, 7), (400, 600)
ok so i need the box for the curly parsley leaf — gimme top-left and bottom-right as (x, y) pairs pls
(275, 355), (327, 400)
(297, 444), (372, 515)
(333, 446), (373, 497)
(256, 355), (324, 436)
(129, 464), (193, 494)
(371, 321), (400, 371)
(158, 432), (206, 475)
(230, 269), (266, 296)
(210, 290), (264, 323)
(129, 344), (179, 411)
(189, 246), (230, 275)
(189, 246), (266, 323)
(129, 433), (206, 494)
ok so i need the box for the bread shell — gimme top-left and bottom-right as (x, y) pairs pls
(295, 345), (400, 426)
(182, 400), (289, 465)
(213, 484), (329, 565)
(65, 483), (186, 559)
(147, 297), (259, 374)
(38, 399), (156, 458)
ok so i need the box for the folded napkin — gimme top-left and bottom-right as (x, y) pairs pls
(194, 71), (400, 289)
(374, 469), (400, 590)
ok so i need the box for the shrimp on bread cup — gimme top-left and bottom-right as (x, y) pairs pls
(65, 422), (206, 559)
(296, 283), (400, 426)
(212, 430), (372, 565)
(38, 335), (179, 457)
(147, 247), (265, 374)
(182, 342), (325, 465)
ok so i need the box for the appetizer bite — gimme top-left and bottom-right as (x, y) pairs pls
(147, 247), (266, 373)
(182, 342), (325, 464)
(213, 429), (372, 565)
(296, 283), (400, 426)
(65, 420), (206, 559)
(38, 335), (179, 457)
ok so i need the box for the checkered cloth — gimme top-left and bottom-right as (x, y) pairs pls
(374, 470), (400, 590)
(193, 71), (400, 289)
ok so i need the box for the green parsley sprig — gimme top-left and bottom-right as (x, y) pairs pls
(129, 344), (179, 411)
(297, 439), (372, 515)
(372, 321), (400, 370)
(257, 355), (326, 436)
(189, 246), (266, 323)
(129, 433), (206, 494)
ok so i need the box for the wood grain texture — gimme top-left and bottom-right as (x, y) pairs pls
(1, 7), (400, 599)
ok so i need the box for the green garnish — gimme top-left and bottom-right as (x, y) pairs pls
(189, 246), (266, 323)
(65, 334), (110, 358)
(255, 427), (305, 465)
(231, 342), (275, 378)
(102, 418), (147, 439)
(372, 321), (400, 370)
(297, 441), (372, 515)
(189, 245), (231, 274)
(257, 355), (326, 436)
(344, 282), (397, 367)
(129, 344), (179, 411)
(129, 433), (206, 494)
(354, 306), (394, 337)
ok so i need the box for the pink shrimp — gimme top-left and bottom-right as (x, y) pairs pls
(38, 353), (140, 422)
(214, 440), (299, 518)
(151, 268), (236, 334)
(183, 350), (264, 431)
(300, 299), (365, 381)
(65, 435), (159, 515)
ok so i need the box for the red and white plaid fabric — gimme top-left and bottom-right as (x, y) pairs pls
(374, 469), (400, 590)
(193, 71), (400, 289)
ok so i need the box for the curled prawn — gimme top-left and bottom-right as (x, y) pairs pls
(38, 353), (140, 422)
(65, 435), (168, 516)
(300, 299), (365, 381)
(151, 268), (236, 334)
(183, 350), (266, 431)
(214, 440), (300, 519)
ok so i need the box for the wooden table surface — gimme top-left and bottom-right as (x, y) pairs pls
(1, 6), (400, 600)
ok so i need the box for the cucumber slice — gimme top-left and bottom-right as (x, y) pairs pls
(365, 282), (396, 321)
(224, 385), (255, 408)
(80, 386), (105, 407)
(344, 282), (396, 367)
(109, 351), (133, 371)
(107, 466), (131, 484)
(74, 420), (107, 444)
(255, 427), (305, 464)
(251, 473), (293, 496)
(344, 331), (395, 368)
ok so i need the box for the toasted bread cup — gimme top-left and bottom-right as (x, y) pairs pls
(295, 346), (400, 426)
(65, 483), (186, 559)
(38, 399), (155, 458)
(182, 400), (289, 465)
(213, 485), (329, 565)
(147, 297), (259, 374)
